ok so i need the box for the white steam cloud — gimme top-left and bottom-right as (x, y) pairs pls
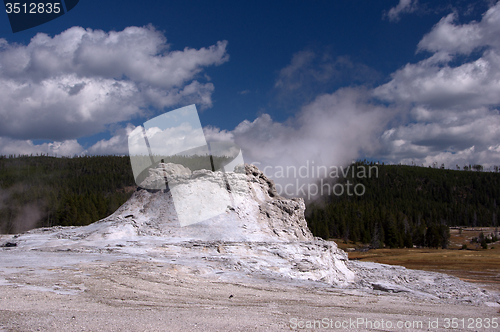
(205, 88), (396, 198)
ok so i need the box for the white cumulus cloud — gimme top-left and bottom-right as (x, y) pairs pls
(375, 2), (500, 110)
(87, 124), (136, 156)
(0, 25), (228, 142)
(0, 137), (84, 156)
(374, 2), (500, 168)
(385, 0), (419, 22)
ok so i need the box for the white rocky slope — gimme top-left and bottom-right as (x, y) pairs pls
(1, 164), (499, 307)
(1, 164), (354, 285)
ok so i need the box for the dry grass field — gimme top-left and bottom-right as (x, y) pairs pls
(337, 227), (500, 292)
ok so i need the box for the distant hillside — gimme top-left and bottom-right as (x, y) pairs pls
(306, 162), (500, 248)
(0, 154), (231, 233)
(2, 156), (499, 249)
(0, 155), (135, 233)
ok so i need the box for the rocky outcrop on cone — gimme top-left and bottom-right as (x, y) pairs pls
(97, 163), (315, 243)
(138, 163), (192, 189)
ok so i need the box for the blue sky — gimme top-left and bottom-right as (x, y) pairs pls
(1, 0), (500, 174)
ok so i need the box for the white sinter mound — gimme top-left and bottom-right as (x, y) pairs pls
(2, 164), (356, 285)
(1, 163), (499, 323)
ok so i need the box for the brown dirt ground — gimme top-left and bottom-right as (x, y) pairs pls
(337, 227), (500, 292)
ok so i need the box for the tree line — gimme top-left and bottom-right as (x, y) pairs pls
(306, 161), (500, 248)
(2, 156), (499, 249)
(0, 155), (136, 233)
(0, 154), (232, 233)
